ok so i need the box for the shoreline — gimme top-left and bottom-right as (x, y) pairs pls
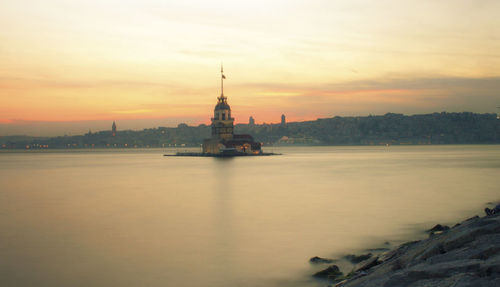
(163, 152), (280, 157)
(310, 205), (500, 287)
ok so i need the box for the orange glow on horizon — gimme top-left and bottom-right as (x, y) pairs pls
(1, 0), (500, 135)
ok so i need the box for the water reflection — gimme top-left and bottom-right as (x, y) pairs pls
(211, 158), (237, 285)
(0, 146), (499, 287)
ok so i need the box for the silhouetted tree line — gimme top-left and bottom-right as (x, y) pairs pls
(1, 112), (499, 149)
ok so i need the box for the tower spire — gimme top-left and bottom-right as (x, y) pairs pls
(221, 63), (226, 99)
(112, 120), (117, 137)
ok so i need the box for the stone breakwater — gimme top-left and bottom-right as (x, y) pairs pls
(314, 212), (500, 287)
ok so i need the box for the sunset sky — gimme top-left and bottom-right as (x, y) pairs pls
(1, 0), (500, 136)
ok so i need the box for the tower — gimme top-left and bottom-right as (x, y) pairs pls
(112, 121), (117, 137)
(281, 114), (286, 126)
(249, 116), (255, 125)
(211, 65), (234, 140)
(202, 66), (262, 155)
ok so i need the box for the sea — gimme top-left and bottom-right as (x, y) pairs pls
(1, 145), (499, 287)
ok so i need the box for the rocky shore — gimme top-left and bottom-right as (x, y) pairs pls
(311, 211), (500, 287)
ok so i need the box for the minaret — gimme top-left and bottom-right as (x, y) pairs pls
(112, 121), (117, 137)
(210, 65), (234, 140)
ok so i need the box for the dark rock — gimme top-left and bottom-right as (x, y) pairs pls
(418, 243), (446, 261)
(400, 240), (421, 248)
(480, 262), (500, 276)
(382, 270), (446, 286)
(366, 247), (390, 252)
(470, 245), (500, 260)
(390, 258), (405, 271)
(344, 253), (373, 264)
(466, 215), (480, 222)
(380, 240), (419, 262)
(313, 265), (343, 280)
(485, 207), (499, 216)
(379, 249), (399, 262)
(428, 224), (450, 233)
(411, 259), (482, 275)
(355, 256), (381, 272)
(333, 210), (500, 287)
(310, 256), (335, 264)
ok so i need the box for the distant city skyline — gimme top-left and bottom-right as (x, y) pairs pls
(1, 0), (500, 136)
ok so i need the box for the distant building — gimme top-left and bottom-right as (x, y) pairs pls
(202, 66), (261, 155)
(112, 121), (117, 136)
(249, 116), (255, 125)
(281, 114), (286, 126)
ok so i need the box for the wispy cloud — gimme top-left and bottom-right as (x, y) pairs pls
(0, 76), (179, 90)
(111, 109), (154, 115)
(231, 76), (500, 120)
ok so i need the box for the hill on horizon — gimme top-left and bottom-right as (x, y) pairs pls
(1, 112), (499, 149)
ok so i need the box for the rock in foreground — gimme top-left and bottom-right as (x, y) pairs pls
(336, 213), (500, 287)
(344, 253), (373, 264)
(313, 265), (343, 280)
(310, 256), (336, 264)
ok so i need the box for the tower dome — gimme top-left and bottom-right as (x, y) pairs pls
(215, 98), (231, 110)
(213, 95), (232, 120)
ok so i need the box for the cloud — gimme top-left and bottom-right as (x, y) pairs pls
(2, 74), (499, 134)
(239, 76), (500, 94)
(234, 76), (500, 119)
(111, 109), (154, 115)
(0, 76), (178, 90)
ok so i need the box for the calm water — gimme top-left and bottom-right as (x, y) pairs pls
(1, 145), (499, 287)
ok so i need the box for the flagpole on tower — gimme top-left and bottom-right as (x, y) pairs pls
(221, 63), (225, 98)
